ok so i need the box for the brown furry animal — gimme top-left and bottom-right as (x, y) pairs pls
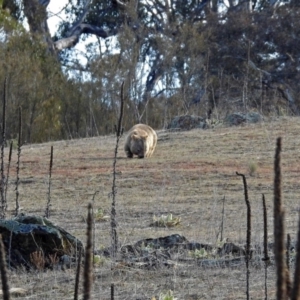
(124, 124), (157, 158)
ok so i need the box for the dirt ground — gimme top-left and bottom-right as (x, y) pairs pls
(2, 116), (300, 299)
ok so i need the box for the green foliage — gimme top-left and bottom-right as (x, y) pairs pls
(32, 96), (62, 142)
(0, 1), (21, 32)
(2, 0), (22, 21)
(0, 31), (69, 143)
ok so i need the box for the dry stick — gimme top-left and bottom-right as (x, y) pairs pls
(73, 247), (82, 300)
(7, 228), (13, 271)
(286, 234), (292, 298)
(45, 146), (53, 218)
(1, 77), (7, 219)
(291, 216), (300, 300)
(220, 196), (225, 241)
(115, 81), (124, 138)
(287, 234), (291, 271)
(109, 82), (124, 300)
(111, 283), (114, 300)
(236, 172), (251, 300)
(83, 203), (93, 300)
(262, 194), (270, 300)
(273, 137), (288, 300)
(111, 82), (124, 261)
(15, 107), (22, 216)
(0, 234), (10, 300)
(91, 191), (99, 268)
(4, 142), (12, 211)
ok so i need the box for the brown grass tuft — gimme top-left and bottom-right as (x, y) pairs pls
(30, 250), (45, 270)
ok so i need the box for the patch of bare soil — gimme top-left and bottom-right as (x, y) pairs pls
(2, 117), (300, 299)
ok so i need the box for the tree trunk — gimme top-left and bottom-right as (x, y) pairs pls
(23, 0), (56, 56)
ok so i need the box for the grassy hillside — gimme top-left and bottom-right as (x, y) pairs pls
(3, 116), (300, 299)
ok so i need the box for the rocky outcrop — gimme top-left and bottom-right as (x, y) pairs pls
(0, 215), (83, 270)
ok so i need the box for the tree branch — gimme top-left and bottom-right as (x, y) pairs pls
(54, 24), (117, 50)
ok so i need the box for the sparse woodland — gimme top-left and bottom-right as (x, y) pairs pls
(1, 0), (300, 142)
(1, 1), (300, 299)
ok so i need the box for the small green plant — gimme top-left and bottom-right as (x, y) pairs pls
(158, 290), (177, 300)
(94, 208), (110, 222)
(82, 208), (110, 223)
(152, 213), (181, 227)
(189, 248), (208, 259)
(215, 238), (227, 248)
(248, 161), (257, 176)
(93, 255), (107, 266)
(206, 118), (223, 128)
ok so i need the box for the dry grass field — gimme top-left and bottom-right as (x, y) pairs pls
(2, 116), (300, 299)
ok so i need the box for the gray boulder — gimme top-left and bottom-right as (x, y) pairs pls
(167, 115), (208, 131)
(0, 215), (83, 270)
(225, 112), (263, 126)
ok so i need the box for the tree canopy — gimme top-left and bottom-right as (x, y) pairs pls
(1, 0), (300, 142)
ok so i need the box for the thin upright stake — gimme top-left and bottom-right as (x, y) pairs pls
(220, 196), (225, 241)
(291, 215), (300, 300)
(262, 194), (269, 300)
(1, 77), (7, 219)
(273, 137), (287, 300)
(45, 146), (53, 218)
(83, 203), (93, 300)
(15, 107), (22, 216)
(236, 172), (251, 300)
(111, 82), (124, 261)
(73, 247), (82, 300)
(0, 234), (10, 300)
(4, 142), (12, 211)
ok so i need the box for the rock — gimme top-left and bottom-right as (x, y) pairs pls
(97, 234), (254, 270)
(167, 115), (208, 131)
(225, 112), (263, 126)
(0, 215), (83, 270)
(218, 242), (246, 256)
(134, 234), (188, 249)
